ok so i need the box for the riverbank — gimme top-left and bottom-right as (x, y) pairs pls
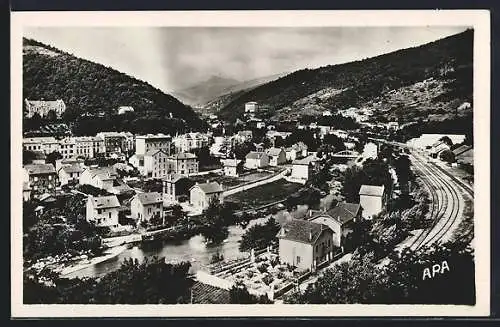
(58, 245), (129, 277)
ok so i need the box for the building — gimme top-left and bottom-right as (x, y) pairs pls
(31, 151), (47, 164)
(24, 99), (66, 118)
(430, 141), (451, 158)
(359, 184), (386, 219)
(245, 101), (258, 113)
(292, 142), (308, 159)
(23, 137), (60, 154)
(245, 151), (269, 169)
(322, 110), (332, 116)
(173, 133), (209, 153)
(235, 130), (253, 144)
(117, 106), (134, 115)
(456, 148), (474, 166)
(136, 133), (172, 156)
(291, 155), (318, 182)
(79, 167), (118, 192)
(23, 182), (31, 202)
(362, 142), (378, 160)
(387, 121), (399, 131)
(58, 164), (84, 186)
(221, 158), (241, 177)
(189, 181), (224, 210)
(285, 147), (298, 162)
(55, 157), (85, 172)
(168, 152), (199, 176)
(308, 202), (362, 249)
(130, 192), (164, 223)
(144, 149), (172, 178)
(406, 134), (466, 150)
(69, 136), (105, 158)
(162, 174), (183, 204)
(23, 164), (58, 197)
(96, 132), (133, 155)
(58, 137), (76, 159)
(266, 147), (287, 166)
(86, 195), (120, 228)
(277, 219), (334, 271)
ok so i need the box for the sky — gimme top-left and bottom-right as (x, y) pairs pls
(24, 26), (468, 93)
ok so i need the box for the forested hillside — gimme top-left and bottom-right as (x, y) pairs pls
(23, 38), (206, 136)
(217, 29), (473, 123)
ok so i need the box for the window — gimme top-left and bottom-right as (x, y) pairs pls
(296, 256), (301, 264)
(34, 177), (38, 182)
(109, 212), (111, 219)
(315, 245), (318, 252)
(97, 209), (102, 214)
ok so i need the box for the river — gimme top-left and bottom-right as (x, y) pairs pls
(65, 217), (272, 279)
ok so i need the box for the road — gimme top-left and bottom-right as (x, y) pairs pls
(407, 150), (473, 250)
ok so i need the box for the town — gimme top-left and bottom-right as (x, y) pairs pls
(22, 97), (475, 304)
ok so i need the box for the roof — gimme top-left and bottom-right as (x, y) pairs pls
(191, 181), (223, 194)
(145, 149), (168, 157)
(277, 219), (329, 244)
(359, 184), (385, 197)
(456, 149), (474, 165)
(191, 282), (230, 304)
(24, 164), (56, 175)
(39, 193), (56, 202)
(135, 192), (163, 205)
(222, 159), (240, 167)
(292, 155), (317, 166)
(32, 151), (47, 160)
(266, 147), (284, 157)
(86, 167), (118, 180)
(246, 151), (267, 160)
(88, 195), (120, 209)
(452, 145), (472, 156)
(60, 165), (83, 174)
(170, 152), (197, 160)
(322, 202), (361, 225)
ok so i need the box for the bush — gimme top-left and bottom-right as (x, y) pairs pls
(257, 263), (269, 274)
(262, 274), (274, 286)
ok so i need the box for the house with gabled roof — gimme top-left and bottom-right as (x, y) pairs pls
(277, 219), (334, 271)
(86, 195), (120, 227)
(359, 184), (386, 219)
(308, 202), (362, 249)
(58, 164), (84, 186)
(189, 181), (224, 210)
(23, 163), (58, 197)
(79, 166), (119, 192)
(245, 151), (269, 169)
(131, 192), (164, 223)
(265, 147), (286, 166)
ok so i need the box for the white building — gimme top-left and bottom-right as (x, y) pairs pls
(86, 195), (120, 228)
(117, 106), (134, 115)
(245, 152), (269, 169)
(168, 152), (199, 176)
(362, 142), (378, 160)
(172, 132), (209, 153)
(79, 167), (118, 191)
(58, 164), (84, 186)
(135, 133), (172, 156)
(130, 192), (164, 223)
(291, 155), (318, 182)
(406, 134), (466, 150)
(189, 181), (224, 210)
(24, 99), (66, 118)
(266, 147), (287, 166)
(245, 101), (258, 113)
(221, 158), (241, 177)
(359, 185), (386, 219)
(23, 137), (60, 154)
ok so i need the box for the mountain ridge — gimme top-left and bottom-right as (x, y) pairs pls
(216, 29), (473, 123)
(22, 38), (206, 136)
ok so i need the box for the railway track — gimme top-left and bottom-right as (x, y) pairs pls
(407, 152), (466, 250)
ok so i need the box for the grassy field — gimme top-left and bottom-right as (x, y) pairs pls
(225, 179), (302, 211)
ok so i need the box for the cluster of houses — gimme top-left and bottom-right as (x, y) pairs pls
(277, 184), (387, 271)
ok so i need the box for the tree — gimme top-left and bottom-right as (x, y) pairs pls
(342, 159), (392, 203)
(233, 141), (256, 160)
(24, 257), (194, 304)
(394, 155), (411, 194)
(45, 151), (63, 166)
(229, 281), (273, 304)
(285, 254), (385, 304)
(239, 217), (281, 252)
(200, 200), (231, 245)
(439, 149), (455, 163)
(23, 150), (37, 165)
